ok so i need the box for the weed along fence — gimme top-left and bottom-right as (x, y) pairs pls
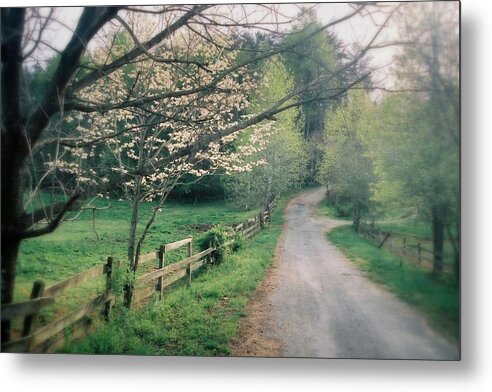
(1, 196), (279, 353)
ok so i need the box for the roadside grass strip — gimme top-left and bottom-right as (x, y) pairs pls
(328, 226), (459, 344)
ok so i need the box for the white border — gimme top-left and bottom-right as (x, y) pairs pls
(2, 0), (492, 391)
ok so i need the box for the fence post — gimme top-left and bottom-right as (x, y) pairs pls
(378, 232), (391, 248)
(124, 276), (133, 309)
(207, 240), (213, 266)
(417, 243), (422, 263)
(259, 211), (264, 228)
(186, 238), (193, 285)
(22, 280), (45, 337)
(103, 257), (113, 320)
(157, 245), (165, 299)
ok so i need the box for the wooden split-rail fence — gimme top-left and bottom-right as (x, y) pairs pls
(358, 223), (453, 268)
(1, 196), (279, 353)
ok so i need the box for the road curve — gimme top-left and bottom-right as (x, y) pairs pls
(267, 187), (459, 359)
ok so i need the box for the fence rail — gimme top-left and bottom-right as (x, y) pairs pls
(44, 264), (106, 297)
(1, 297), (55, 321)
(358, 223), (454, 268)
(1, 195), (279, 353)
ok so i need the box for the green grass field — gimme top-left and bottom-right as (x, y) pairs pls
(11, 196), (262, 337)
(327, 226), (459, 343)
(16, 198), (257, 299)
(60, 195), (289, 355)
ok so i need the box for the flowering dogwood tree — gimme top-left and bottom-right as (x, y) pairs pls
(53, 20), (276, 272)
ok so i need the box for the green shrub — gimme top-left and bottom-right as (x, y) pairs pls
(198, 225), (230, 265)
(335, 204), (352, 218)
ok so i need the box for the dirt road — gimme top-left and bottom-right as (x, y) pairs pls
(238, 188), (459, 359)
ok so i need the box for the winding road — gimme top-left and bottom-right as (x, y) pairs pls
(265, 188), (459, 359)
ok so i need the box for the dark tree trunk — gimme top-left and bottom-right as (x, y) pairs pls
(1, 133), (29, 342)
(447, 220), (460, 284)
(353, 203), (361, 232)
(453, 252), (459, 283)
(454, 215), (460, 282)
(1, 8), (28, 343)
(431, 206), (445, 276)
(1, 236), (22, 342)
(1, 140), (28, 300)
(124, 175), (143, 307)
(124, 195), (140, 308)
(128, 196), (140, 272)
(1, 7), (120, 314)
(304, 116), (311, 139)
(1, 123), (30, 342)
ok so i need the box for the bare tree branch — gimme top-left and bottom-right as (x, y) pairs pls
(61, 4), (370, 115)
(19, 193), (83, 239)
(22, 8), (55, 60)
(68, 5), (211, 93)
(115, 14), (212, 72)
(26, 7), (120, 148)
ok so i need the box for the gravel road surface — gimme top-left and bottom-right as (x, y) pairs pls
(268, 187), (459, 359)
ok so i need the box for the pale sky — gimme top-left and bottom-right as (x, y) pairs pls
(22, 3), (396, 50)
(14, 1), (416, 89)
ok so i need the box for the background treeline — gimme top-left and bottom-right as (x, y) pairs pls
(317, 3), (459, 280)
